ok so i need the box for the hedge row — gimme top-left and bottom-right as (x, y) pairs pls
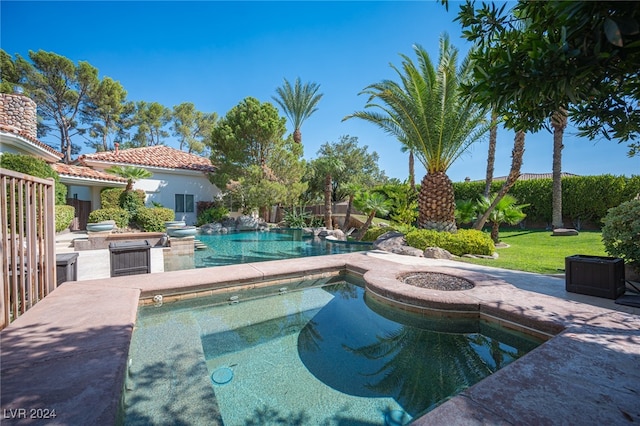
(453, 174), (640, 228)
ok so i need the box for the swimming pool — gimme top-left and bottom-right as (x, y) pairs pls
(123, 274), (542, 425)
(194, 228), (371, 267)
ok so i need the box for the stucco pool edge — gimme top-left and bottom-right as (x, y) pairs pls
(1, 251), (639, 425)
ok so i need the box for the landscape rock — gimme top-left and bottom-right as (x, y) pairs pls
(236, 215), (267, 231)
(200, 223), (223, 234)
(552, 228), (579, 236)
(329, 229), (346, 241)
(221, 217), (237, 229)
(423, 247), (455, 260)
(462, 252), (499, 259)
(373, 231), (406, 252)
(391, 246), (424, 257)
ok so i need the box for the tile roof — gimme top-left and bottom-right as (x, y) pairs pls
(78, 145), (216, 172)
(494, 172), (579, 181)
(0, 124), (63, 159)
(51, 163), (128, 183)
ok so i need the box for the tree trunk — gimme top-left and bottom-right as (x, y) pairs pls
(324, 173), (333, 229)
(418, 171), (457, 232)
(409, 150), (416, 193)
(484, 110), (498, 197)
(342, 194), (354, 231)
(355, 211), (376, 241)
(474, 130), (525, 230)
(551, 108), (567, 229)
(491, 221), (500, 243)
(293, 128), (302, 144)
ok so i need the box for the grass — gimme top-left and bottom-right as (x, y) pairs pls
(458, 229), (608, 274)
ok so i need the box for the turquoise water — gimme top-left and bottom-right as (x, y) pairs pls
(124, 276), (542, 425)
(194, 228), (371, 267)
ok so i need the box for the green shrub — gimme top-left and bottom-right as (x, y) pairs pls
(602, 199), (640, 271)
(135, 207), (176, 232)
(197, 206), (230, 226)
(100, 187), (124, 209)
(88, 208), (129, 228)
(55, 205), (75, 232)
(0, 153), (67, 204)
(454, 174), (640, 227)
(361, 226), (397, 242)
(119, 189), (145, 219)
(405, 229), (495, 256)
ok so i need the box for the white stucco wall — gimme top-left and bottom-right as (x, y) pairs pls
(133, 169), (220, 225)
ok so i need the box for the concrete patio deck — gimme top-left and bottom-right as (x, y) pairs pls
(1, 238), (639, 425)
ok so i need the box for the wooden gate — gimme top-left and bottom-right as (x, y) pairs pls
(1, 168), (56, 330)
(67, 199), (91, 231)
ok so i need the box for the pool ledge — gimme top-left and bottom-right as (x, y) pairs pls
(1, 251), (639, 425)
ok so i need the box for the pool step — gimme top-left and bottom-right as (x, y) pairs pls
(194, 239), (208, 250)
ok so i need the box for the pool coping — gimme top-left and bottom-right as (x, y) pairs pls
(1, 251), (639, 425)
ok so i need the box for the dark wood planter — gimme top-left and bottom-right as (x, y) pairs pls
(565, 255), (625, 299)
(109, 240), (151, 277)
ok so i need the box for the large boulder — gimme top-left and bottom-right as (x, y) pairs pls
(373, 231), (406, 251)
(221, 217), (237, 230)
(236, 215), (266, 231)
(423, 247), (455, 260)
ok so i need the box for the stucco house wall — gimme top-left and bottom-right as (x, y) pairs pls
(80, 145), (220, 226)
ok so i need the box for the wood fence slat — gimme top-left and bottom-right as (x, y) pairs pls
(1, 168), (56, 329)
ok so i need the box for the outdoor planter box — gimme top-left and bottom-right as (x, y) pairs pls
(56, 253), (78, 285)
(565, 255), (625, 299)
(109, 240), (151, 277)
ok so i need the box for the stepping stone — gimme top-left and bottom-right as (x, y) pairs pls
(552, 228), (579, 236)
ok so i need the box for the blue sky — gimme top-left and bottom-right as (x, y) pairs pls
(1, 1), (637, 182)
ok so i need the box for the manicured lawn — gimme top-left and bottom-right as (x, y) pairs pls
(459, 229), (608, 274)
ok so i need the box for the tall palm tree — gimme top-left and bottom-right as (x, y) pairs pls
(314, 157), (345, 229)
(551, 108), (568, 229)
(345, 35), (488, 232)
(273, 77), (323, 144)
(104, 165), (152, 191)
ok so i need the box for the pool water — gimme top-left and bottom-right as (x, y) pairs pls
(194, 228), (371, 267)
(123, 276), (542, 425)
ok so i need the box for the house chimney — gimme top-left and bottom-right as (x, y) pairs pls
(115, 142), (119, 155)
(0, 93), (38, 140)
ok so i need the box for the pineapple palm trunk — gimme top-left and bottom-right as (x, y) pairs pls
(418, 171), (457, 232)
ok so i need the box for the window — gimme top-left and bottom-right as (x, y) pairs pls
(175, 194), (194, 213)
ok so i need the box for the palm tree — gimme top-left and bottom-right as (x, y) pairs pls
(551, 108), (568, 229)
(314, 157), (345, 229)
(104, 165), (152, 191)
(272, 77), (323, 144)
(353, 192), (392, 241)
(476, 193), (528, 243)
(341, 181), (362, 232)
(345, 35), (488, 232)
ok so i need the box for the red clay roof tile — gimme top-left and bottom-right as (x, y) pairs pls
(78, 145), (215, 172)
(0, 124), (64, 159)
(51, 163), (128, 183)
